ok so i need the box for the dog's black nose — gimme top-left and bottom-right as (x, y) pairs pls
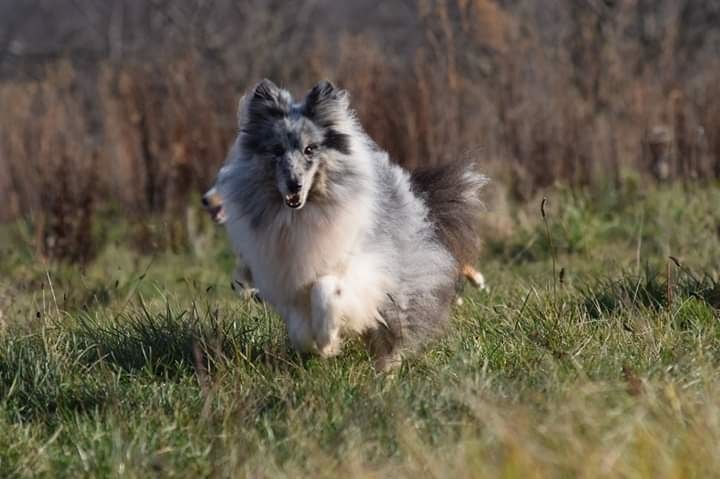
(286, 180), (302, 194)
(201, 195), (210, 208)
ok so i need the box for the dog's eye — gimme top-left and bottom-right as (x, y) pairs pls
(304, 144), (318, 156)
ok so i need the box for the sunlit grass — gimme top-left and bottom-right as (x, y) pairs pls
(1, 185), (719, 477)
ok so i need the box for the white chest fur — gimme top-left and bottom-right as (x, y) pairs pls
(225, 196), (374, 313)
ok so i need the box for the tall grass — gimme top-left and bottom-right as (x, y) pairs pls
(0, 185), (719, 476)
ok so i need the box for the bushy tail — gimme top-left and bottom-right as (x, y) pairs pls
(411, 160), (488, 267)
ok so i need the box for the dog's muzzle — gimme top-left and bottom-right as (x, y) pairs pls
(202, 188), (227, 224)
(285, 193), (303, 209)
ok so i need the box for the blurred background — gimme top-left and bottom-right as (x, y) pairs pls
(1, 0), (719, 263)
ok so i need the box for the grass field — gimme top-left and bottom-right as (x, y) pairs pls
(1, 184), (720, 477)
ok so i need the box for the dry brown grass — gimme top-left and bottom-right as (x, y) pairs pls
(1, 1), (719, 261)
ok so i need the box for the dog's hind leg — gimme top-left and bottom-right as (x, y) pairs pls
(231, 262), (260, 300)
(310, 276), (345, 358)
(363, 326), (402, 372)
(286, 309), (315, 354)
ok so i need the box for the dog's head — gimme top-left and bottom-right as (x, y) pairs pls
(239, 79), (353, 210)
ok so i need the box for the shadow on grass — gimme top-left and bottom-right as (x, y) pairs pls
(0, 298), (297, 422)
(579, 265), (720, 320)
(73, 298), (289, 377)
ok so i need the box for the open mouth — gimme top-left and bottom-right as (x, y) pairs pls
(203, 204), (227, 224)
(285, 193), (303, 209)
(202, 188), (227, 224)
(209, 205), (227, 223)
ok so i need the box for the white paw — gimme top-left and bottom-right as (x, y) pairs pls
(317, 334), (343, 358)
(374, 351), (402, 372)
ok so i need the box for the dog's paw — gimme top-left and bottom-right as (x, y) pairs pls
(317, 341), (342, 358)
(316, 331), (343, 358)
(374, 351), (402, 372)
(318, 345), (342, 358)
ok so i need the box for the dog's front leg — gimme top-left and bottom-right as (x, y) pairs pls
(311, 276), (344, 358)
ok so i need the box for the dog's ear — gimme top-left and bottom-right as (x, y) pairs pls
(303, 80), (350, 127)
(246, 79), (290, 124)
(252, 79), (281, 103)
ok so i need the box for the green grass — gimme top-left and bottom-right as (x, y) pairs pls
(1, 184), (720, 477)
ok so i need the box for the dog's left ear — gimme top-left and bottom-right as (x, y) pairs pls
(304, 80), (349, 127)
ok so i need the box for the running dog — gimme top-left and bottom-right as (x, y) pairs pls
(206, 80), (487, 369)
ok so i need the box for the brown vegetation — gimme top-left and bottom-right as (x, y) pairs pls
(1, 0), (719, 261)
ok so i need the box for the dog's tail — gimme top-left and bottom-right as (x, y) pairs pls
(411, 160), (488, 268)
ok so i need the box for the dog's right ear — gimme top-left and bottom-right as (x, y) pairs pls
(245, 79), (290, 125)
(252, 79), (281, 103)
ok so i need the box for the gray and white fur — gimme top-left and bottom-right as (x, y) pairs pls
(213, 80), (487, 369)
